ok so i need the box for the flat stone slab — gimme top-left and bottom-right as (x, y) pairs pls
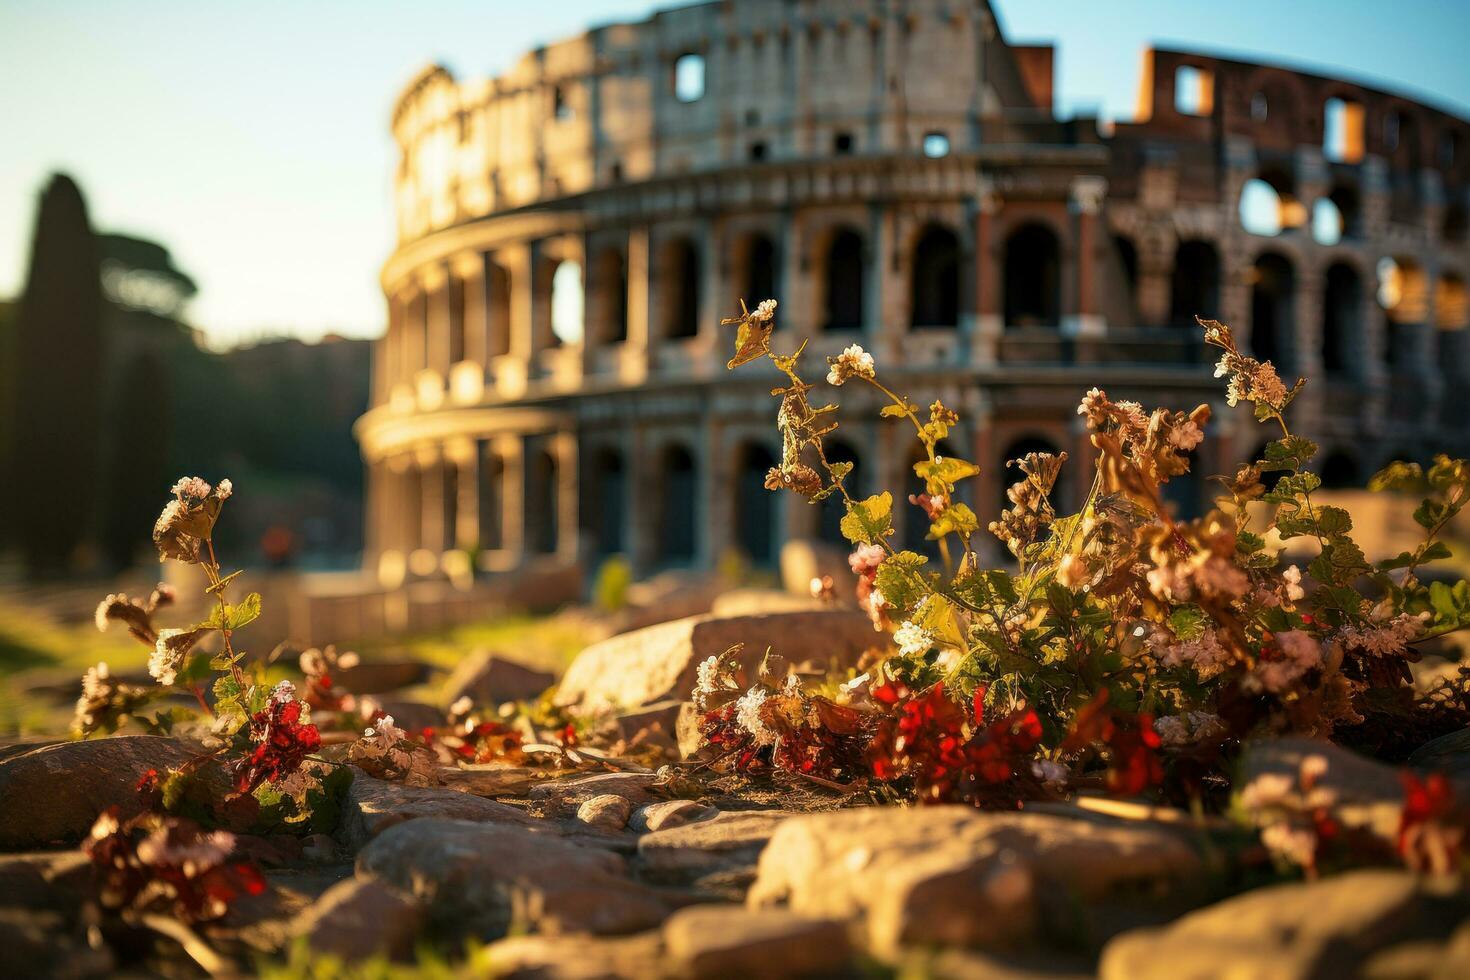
(637, 810), (794, 879)
(339, 769), (532, 850)
(555, 610), (882, 712)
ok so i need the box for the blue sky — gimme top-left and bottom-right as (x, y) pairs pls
(1, 0), (1466, 346)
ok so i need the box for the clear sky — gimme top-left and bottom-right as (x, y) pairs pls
(2, 0), (1466, 347)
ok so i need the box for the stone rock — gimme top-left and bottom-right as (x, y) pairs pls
(442, 651), (556, 708)
(356, 818), (672, 938)
(921, 948), (1095, 979)
(336, 659), (431, 694)
(578, 794), (634, 831)
(530, 772), (661, 814)
(293, 877), (424, 962)
(440, 766), (546, 798)
(482, 932), (665, 980)
(662, 905), (851, 979)
(1239, 737), (1470, 838)
(556, 610), (882, 712)
(631, 800), (717, 834)
(1099, 870), (1470, 980)
(339, 769), (532, 850)
(710, 589), (830, 617)
(0, 735), (198, 848)
(638, 810), (793, 880)
(0, 852), (93, 913)
(1409, 728), (1470, 779)
(747, 806), (1201, 957)
(779, 539), (858, 597)
(608, 701), (684, 753)
(0, 908), (113, 978)
(677, 702), (706, 759)
(613, 573), (727, 634)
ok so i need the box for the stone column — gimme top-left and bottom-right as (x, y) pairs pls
(458, 253), (488, 367)
(973, 176), (1001, 363)
(627, 429), (655, 575)
(1135, 238), (1173, 328)
(424, 265), (452, 376)
(416, 445), (446, 563)
(446, 437), (479, 552)
(780, 211), (811, 342)
(873, 204), (905, 361)
(496, 434), (526, 563)
(502, 243), (535, 397)
(552, 430), (579, 561)
(699, 218), (724, 371)
(1066, 176), (1108, 338)
(625, 227), (653, 382)
(702, 420), (731, 566)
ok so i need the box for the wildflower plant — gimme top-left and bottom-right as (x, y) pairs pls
(714, 300), (1470, 827)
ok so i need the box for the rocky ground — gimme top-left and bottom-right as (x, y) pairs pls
(4, 601), (1470, 979)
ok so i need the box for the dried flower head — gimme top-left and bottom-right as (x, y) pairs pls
(826, 344), (875, 386)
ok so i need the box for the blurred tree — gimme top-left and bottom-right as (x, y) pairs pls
(13, 174), (104, 577)
(98, 349), (172, 570)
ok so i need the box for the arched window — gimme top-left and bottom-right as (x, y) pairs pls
(448, 272), (467, 365)
(819, 440), (861, 545)
(487, 262), (511, 358)
(822, 229), (865, 331)
(594, 249), (628, 344)
(735, 443), (779, 567)
(1329, 183), (1362, 240)
(1240, 169), (1304, 236)
(1436, 273), (1469, 380)
(1114, 234), (1139, 326)
(584, 448), (626, 557)
(739, 233), (778, 313)
(1250, 252), (1295, 369)
(1324, 97), (1365, 163)
(1174, 66), (1214, 116)
(662, 238), (701, 339)
(1170, 240), (1220, 326)
(1378, 256), (1429, 367)
(910, 225), (960, 328)
(658, 445), (698, 565)
(527, 449), (559, 555)
(1311, 198), (1343, 246)
(1322, 263), (1361, 376)
(1003, 223), (1061, 328)
(674, 53), (705, 103)
(550, 261), (584, 345)
(1317, 451), (1360, 489)
(999, 437), (1063, 514)
(1444, 204), (1468, 245)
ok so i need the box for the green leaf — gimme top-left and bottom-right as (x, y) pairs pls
(929, 502), (979, 538)
(1261, 436), (1318, 472)
(1314, 505), (1353, 539)
(1237, 530), (1266, 555)
(1368, 460), (1425, 494)
(875, 551), (930, 613)
(914, 456), (980, 491)
(840, 492), (893, 545)
(879, 404), (911, 418)
(227, 593), (262, 631)
(1168, 605), (1207, 641)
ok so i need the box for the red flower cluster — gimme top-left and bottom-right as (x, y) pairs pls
(1064, 692), (1163, 796)
(699, 694), (874, 782)
(1398, 772), (1465, 874)
(869, 682), (1044, 808)
(701, 704), (768, 773)
(232, 696), (321, 795)
(84, 807), (266, 922)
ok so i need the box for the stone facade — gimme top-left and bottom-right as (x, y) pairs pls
(356, 0), (1470, 590)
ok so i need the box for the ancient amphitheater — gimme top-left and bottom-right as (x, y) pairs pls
(354, 0), (1470, 609)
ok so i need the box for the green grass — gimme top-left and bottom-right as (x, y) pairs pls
(0, 598), (149, 736)
(354, 613), (597, 677)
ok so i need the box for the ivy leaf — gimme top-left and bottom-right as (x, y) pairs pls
(875, 551), (930, 613)
(840, 492), (893, 545)
(1261, 436), (1318, 472)
(914, 457), (980, 491)
(1313, 505), (1353, 539)
(929, 502), (979, 538)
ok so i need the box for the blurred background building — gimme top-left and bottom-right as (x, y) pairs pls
(354, 0), (1470, 632)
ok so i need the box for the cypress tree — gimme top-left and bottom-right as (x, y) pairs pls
(13, 174), (104, 577)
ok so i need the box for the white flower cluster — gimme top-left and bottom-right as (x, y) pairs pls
(1338, 612), (1426, 658)
(1145, 553), (1250, 604)
(148, 628), (192, 686)
(1153, 711), (1229, 747)
(893, 620), (935, 657)
(1147, 628), (1234, 680)
(136, 826), (237, 874)
(750, 298), (778, 322)
(734, 687), (778, 747)
(826, 344), (875, 386)
(171, 476), (213, 499)
(1250, 630), (1324, 693)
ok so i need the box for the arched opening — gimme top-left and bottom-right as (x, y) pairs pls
(1113, 235), (1139, 326)
(658, 445), (698, 566)
(1311, 198), (1343, 246)
(478, 447), (503, 551)
(999, 437), (1063, 514)
(1317, 451), (1360, 490)
(1437, 272), (1469, 379)
(527, 449), (559, 555)
(1324, 97), (1365, 164)
(822, 228), (865, 331)
(1378, 256), (1429, 366)
(448, 272), (467, 365)
(1322, 262), (1361, 376)
(738, 233), (778, 313)
(673, 53), (705, 103)
(594, 248), (628, 344)
(1003, 223), (1061, 328)
(1170, 240), (1220, 326)
(487, 262), (511, 358)
(1250, 252), (1295, 369)
(1328, 183), (1362, 240)
(1174, 65), (1214, 116)
(1240, 169), (1304, 236)
(661, 238), (702, 339)
(550, 260), (584, 345)
(1445, 204), (1469, 245)
(819, 440), (861, 546)
(735, 443), (779, 567)
(584, 448), (626, 557)
(910, 225), (961, 328)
